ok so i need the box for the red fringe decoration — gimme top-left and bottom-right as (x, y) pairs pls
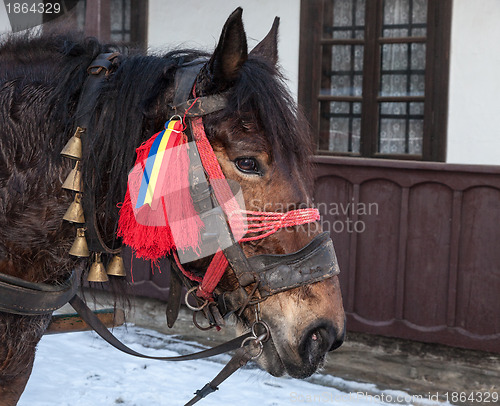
(117, 123), (203, 260)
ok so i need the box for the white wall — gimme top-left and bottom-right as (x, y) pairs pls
(447, 0), (500, 165)
(147, 0), (301, 97)
(149, 0), (500, 166)
(0, 2), (12, 33)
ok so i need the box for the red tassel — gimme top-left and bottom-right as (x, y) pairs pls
(160, 134), (204, 252)
(117, 121), (203, 260)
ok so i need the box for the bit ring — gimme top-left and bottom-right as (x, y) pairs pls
(184, 286), (208, 311)
(241, 336), (264, 359)
(251, 320), (270, 343)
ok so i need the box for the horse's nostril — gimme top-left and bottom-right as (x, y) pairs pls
(292, 322), (343, 378)
(300, 323), (336, 361)
(329, 327), (345, 352)
(300, 322), (345, 362)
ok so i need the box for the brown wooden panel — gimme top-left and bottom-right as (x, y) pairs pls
(456, 187), (500, 336)
(404, 182), (453, 327)
(122, 246), (171, 301)
(314, 175), (353, 308)
(354, 179), (401, 322)
(311, 156), (500, 352)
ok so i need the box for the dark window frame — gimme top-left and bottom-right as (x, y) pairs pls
(84, 0), (148, 50)
(298, 0), (452, 161)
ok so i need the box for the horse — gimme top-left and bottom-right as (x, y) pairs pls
(0, 8), (345, 405)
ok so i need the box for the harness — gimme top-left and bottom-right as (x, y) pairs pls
(0, 53), (340, 405)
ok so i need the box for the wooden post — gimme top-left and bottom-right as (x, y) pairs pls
(85, 0), (111, 42)
(45, 308), (125, 335)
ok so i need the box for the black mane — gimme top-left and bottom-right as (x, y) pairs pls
(0, 32), (312, 258)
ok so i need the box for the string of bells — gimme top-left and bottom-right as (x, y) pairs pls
(61, 126), (126, 282)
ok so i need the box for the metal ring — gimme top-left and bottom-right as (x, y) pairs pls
(251, 320), (271, 343)
(168, 114), (183, 125)
(184, 286), (208, 312)
(192, 310), (215, 331)
(241, 337), (264, 359)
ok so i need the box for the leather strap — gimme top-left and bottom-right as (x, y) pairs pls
(184, 343), (256, 406)
(248, 232), (340, 297)
(172, 60), (205, 106)
(77, 52), (121, 254)
(87, 52), (120, 75)
(0, 272), (77, 315)
(165, 269), (183, 328)
(68, 294), (252, 361)
(172, 93), (228, 117)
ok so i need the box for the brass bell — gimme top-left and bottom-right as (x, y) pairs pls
(61, 127), (85, 160)
(62, 161), (83, 192)
(87, 253), (109, 282)
(69, 228), (90, 257)
(106, 253), (126, 277)
(63, 193), (85, 223)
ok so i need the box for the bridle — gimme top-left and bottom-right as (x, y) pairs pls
(0, 53), (340, 404)
(164, 59), (340, 330)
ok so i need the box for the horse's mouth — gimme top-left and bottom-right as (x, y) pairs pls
(257, 337), (286, 377)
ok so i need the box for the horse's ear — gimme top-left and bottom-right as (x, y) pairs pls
(250, 17), (280, 65)
(202, 7), (248, 92)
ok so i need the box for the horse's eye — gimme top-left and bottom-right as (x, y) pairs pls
(234, 157), (261, 175)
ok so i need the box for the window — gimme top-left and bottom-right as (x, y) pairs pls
(299, 0), (452, 161)
(59, 0), (148, 49)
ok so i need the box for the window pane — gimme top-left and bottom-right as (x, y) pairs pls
(410, 74), (425, 96)
(322, 45), (364, 97)
(111, 0), (131, 43)
(409, 101), (424, 115)
(412, 0), (428, 24)
(382, 0), (427, 37)
(384, 0), (410, 25)
(324, 0), (366, 39)
(411, 43), (426, 69)
(319, 102), (361, 153)
(380, 44), (425, 97)
(378, 102), (423, 154)
(409, 119), (423, 154)
(379, 118), (406, 153)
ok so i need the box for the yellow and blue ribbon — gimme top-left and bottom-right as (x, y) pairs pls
(135, 120), (180, 209)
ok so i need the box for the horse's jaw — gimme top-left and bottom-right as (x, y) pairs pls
(233, 277), (345, 379)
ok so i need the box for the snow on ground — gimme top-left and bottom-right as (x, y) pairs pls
(19, 325), (453, 406)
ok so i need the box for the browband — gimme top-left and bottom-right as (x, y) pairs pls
(171, 93), (228, 117)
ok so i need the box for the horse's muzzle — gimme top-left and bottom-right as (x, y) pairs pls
(294, 320), (344, 377)
(300, 320), (344, 356)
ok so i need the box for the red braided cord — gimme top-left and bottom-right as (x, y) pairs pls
(173, 251), (202, 283)
(191, 118), (242, 298)
(196, 250), (228, 300)
(189, 117), (320, 299)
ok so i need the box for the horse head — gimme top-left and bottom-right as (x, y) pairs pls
(175, 8), (346, 379)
